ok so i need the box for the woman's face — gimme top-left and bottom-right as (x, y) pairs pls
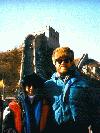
(25, 85), (35, 96)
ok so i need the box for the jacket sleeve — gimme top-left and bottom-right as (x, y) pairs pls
(69, 80), (90, 124)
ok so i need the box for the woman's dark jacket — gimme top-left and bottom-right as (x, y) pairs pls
(2, 90), (54, 133)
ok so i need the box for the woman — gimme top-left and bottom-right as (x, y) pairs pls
(3, 73), (53, 133)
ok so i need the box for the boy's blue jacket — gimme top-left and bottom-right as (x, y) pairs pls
(44, 66), (94, 125)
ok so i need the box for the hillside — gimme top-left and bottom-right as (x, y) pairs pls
(0, 48), (22, 97)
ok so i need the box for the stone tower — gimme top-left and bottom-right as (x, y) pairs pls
(22, 26), (60, 79)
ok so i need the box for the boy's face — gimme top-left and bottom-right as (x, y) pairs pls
(54, 56), (73, 75)
(25, 85), (35, 96)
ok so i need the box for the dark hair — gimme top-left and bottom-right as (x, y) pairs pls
(22, 73), (46, 90)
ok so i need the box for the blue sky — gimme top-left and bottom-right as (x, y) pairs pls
(0, 0), (100, 62)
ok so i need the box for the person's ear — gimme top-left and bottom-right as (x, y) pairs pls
(52, 60), (56, 65)
(52, 57), (56, 65)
